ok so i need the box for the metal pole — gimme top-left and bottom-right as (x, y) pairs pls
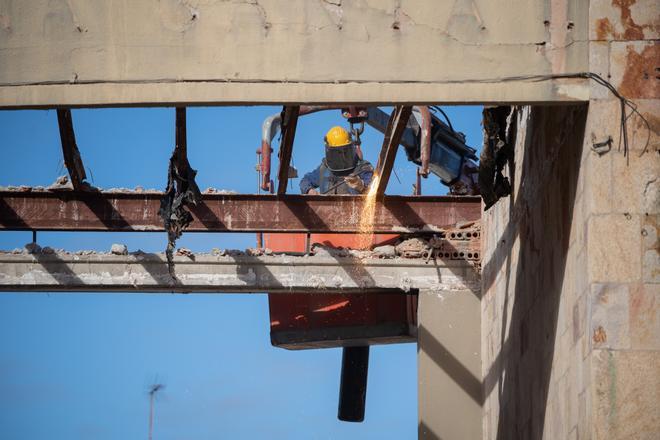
(338, 346), (370, 422)
(148, 392), (154, 440)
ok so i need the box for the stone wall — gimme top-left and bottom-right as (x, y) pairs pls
(482, 2), (659, 433)
(481, 104), (591, 439)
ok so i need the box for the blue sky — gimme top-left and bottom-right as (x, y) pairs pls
(0, 106), (482, 439)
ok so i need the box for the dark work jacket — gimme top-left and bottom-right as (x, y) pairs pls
(300, 159), (374, 195)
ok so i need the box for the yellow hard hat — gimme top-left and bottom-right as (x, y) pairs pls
(324, 126), (352, 148)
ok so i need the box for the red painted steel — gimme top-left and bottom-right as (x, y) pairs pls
(266, 232), (417, 350)
(0, 191), (481, 233)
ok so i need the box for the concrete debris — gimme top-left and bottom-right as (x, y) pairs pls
(211, 247), (226, 256)
(373, 245), (396, 258)
(224, 249), (245, 256)
(311, 244), (350, 258)
(48, 175), (72, 190)
(203, 188), (238, 194)
(24, 242), (41, 254)
(246, 247), (274, 256)
(176, 247), (194, 258)
(110, 243), (128, 255)
(396, 238), (431, 258)
(75, 250), (96, 255)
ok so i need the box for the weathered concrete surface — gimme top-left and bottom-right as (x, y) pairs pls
(419, 288), (482, 440)
(0, 252), (480, 293)
(0, 0), (590, 107)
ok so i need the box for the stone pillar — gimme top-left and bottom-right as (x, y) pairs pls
(418, 288), (482, 440)
(586, 1), (660, 438)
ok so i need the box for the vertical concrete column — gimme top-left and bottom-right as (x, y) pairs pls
(418, 289), (482, 440)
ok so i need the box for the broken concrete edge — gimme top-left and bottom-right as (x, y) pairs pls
(0, 183), (234, 195)
(0, 252), (481, 294)
(0, 249), (477, 267)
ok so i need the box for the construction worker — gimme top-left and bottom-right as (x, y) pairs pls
(300, 126), (374, 195)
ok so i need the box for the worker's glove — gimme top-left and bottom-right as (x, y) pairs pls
(344, 175), (366, 193)
(307, 188), (320, 195)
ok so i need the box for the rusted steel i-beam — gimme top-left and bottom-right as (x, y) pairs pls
(277, 106), (300, 195)
(56, 109), (87, 190)
(374, 106), (413, 198)
(0, 191), (481, 233)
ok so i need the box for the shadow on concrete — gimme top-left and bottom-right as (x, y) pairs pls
(486, 104), (587, 439)
(418, 325), (483, 405)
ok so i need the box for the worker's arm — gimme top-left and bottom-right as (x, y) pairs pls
(300, 166), (321, 194)
(345, 162), (374, 193)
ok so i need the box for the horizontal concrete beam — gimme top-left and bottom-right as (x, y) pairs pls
(0, 0), (589, 107)
(0, 252), (480, 294)
(0, 81), (590, 109)
(0, 191), (481, 233)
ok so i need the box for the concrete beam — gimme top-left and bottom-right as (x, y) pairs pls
(0, 191), (481, 233)
(0, 0), (589, 107)
(0, 252), (480, 294)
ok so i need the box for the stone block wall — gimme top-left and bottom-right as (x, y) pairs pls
(481, 104), (591, 440)
(482, 1), (658, 436)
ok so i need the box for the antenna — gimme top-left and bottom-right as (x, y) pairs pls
(148, 383), (165, 440)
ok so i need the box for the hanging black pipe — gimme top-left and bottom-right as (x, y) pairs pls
(337, 346), (370, 422)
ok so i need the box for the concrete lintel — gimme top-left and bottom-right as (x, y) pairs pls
(0, 81), (590, 109)
(0, 252), (480, 294)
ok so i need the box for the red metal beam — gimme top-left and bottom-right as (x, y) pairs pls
(374, 106), (413, 198)
(0, 191), (481, 233)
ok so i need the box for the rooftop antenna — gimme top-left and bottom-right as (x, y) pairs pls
(148, 383), (165, 440)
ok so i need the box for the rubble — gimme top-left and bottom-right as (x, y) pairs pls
(110, 243), (128, 255)
(373, 245), (396, 258)
(246, 248), (264, 256)
(25, 242), (41, 254)
(396, 238), (431, 259)
(175, 247), (194, 258)
(203, 188), (238, 194)
(48, 175), (72, 190)
(211, 247), (226, 256)
(311, 244), (350, 258)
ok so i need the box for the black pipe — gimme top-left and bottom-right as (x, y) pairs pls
(337, 346), (370, 422)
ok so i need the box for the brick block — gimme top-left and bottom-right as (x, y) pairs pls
(593, 350), (660, 440)
(611, 150), (660, 215)
(642, 214), (659, 283)
(591, 283), (631, 350)
(588, 214), (642, 283)
(629, 283), (660, 350)
(573, 291), (587, 344)
(589, 41), (610, 100)
(643, 249), (660, 284)
(610, 41), (660, 99)
(590, 0), (659, 41)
